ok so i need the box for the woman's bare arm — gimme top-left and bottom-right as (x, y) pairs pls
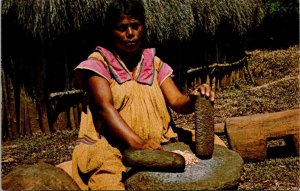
(87, 75), (162, 150)
(161, 77), (215, 114)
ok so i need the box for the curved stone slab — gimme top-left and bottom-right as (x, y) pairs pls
(2, 162), (80, 190)
(125, 142), (243, 190)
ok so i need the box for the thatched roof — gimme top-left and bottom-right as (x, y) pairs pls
(143, 0), (195, 43)
(191, 0), (265, 35)
(1, 0), (112, 41)
(1, 0), (264, 43)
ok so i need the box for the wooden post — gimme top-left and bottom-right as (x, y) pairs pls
(27, 95), (40, 135)
(69, 107), (76, 130)
(36, 47), (50, 134)
(1, 67), (18, 139)
(245, 58), (254, 84)
(19, 85), (27, 136)
(73, 105), (79, 129)
(52, 112), (68, 131)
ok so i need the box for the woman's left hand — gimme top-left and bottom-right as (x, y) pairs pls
(190, 84), (215, 103)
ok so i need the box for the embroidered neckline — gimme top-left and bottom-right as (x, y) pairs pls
(95, 46), (155, 85)
(113, 52), (144, 80)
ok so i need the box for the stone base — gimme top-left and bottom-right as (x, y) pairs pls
(125, 142), (243, 190)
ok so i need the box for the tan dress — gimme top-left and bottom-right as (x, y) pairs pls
(72, 47), (177, 190)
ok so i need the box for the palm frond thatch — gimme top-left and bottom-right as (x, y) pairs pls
(1, 0), (264, 42)
(143, 0), (195, 43)
(1, 0), (111, 40)
(192, 0), (265, 35)
(80, 0), (113, 26)
(2, 0), (77, 40)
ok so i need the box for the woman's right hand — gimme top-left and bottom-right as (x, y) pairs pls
(130, 139), (163, 150)
(88, 75), (163, 151)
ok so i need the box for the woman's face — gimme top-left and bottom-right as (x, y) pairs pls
(112, 15), (144, 53)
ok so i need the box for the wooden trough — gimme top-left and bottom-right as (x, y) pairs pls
(225, 109), (300, 162)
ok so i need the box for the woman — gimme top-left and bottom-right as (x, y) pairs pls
(72, 0), (219, 190)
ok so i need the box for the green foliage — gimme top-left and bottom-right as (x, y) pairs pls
(263, 0), (299, 17)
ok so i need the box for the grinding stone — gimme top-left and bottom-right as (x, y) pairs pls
(125, 142), (243, 190)
(123, 149), (185, 172)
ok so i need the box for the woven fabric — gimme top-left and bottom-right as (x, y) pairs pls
(72, 136), (126, 190)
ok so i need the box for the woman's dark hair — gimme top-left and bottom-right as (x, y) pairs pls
(105, 0), (145, 31)
(102, 0), (147, 48)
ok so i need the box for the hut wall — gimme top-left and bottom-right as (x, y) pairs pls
(1, 20), (90, 140)
(2, 16), (253, 141)
(1, 30), (249, 140)
(156, 31), (249, 93)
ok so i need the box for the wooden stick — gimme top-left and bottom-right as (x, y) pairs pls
(244, 59), (254, 84)
(186, 57), (247, 74)
(69, 107), (76, 130)
(48, 89), (84, 100)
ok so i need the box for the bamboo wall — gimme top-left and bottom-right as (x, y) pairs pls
(184, 55), (254, 92)
(1, 29), (249, 140)
(1, 20), (89, 140)
(1, 62), (84, 140)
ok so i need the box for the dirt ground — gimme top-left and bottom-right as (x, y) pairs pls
(2, 46), (299, 190)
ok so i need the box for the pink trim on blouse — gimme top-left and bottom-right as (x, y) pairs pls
(74, 46), (173, 86)
(75, 59), (111, 81)
(99, 47), (132, 84)
(157, 63), (173, 85)
(135, 48), (155, 85)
